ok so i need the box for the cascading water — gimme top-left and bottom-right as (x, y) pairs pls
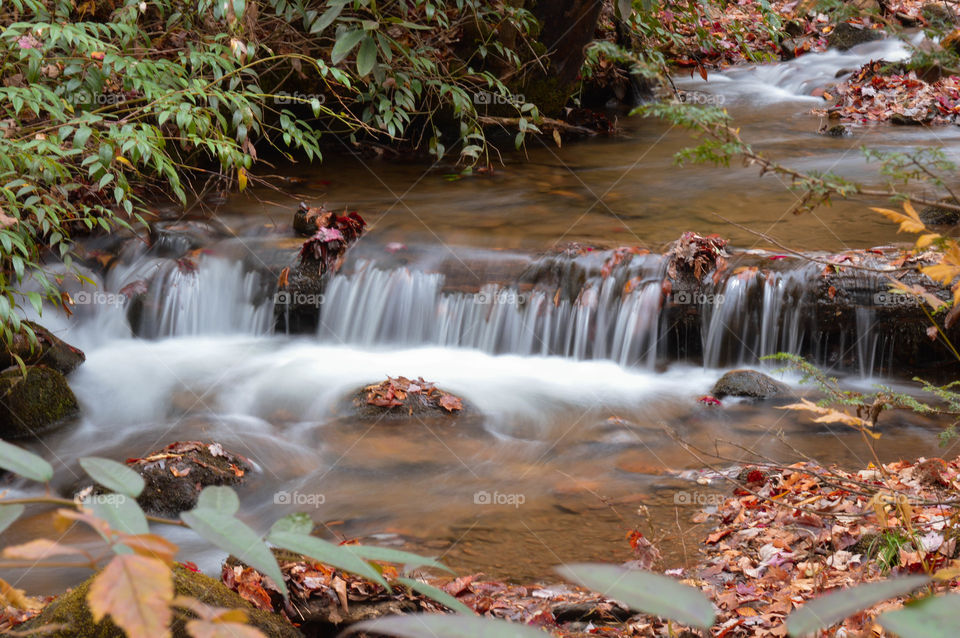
(318, 259), (666, 367)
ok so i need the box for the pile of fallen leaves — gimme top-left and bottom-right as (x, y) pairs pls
(361, 376), (464, 414)
(685, 456), (960, 636)
(297, 205), (366, 276)
(814, 60), (960, 125)
(666, 231), (730, 281)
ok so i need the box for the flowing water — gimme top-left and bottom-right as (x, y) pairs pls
(5, 38), (959, 593)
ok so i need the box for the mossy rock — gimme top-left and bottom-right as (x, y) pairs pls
(920, 204), (960, 226)
(20, 565), (302, 638)
(0, 365), (79, 439)
(826, 23), (883, 51)
(1, 321), (85, 375)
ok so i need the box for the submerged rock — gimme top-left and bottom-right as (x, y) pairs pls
(711, 369), (791, 400)
(1, 322), (85, 375)
(826, 22), (883, 50)
(0, 366), (79, 439)
(19, 564), (302, 638)
(126, 441), (252, 516)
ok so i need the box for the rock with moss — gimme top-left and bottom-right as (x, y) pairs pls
(1, 322), (85, 375)
(0, 366), (79, 439)
(19, 564), (302, 638)
(826, 22), (883, 50)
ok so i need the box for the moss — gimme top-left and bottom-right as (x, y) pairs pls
(0, 365), (79, 439)
(20, 565), (302, 638)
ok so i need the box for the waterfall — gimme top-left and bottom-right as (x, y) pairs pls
(51, 242), (896, 375)
(317, 260), (664, 366)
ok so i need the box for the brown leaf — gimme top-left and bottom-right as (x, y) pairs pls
(115, 533), (178, 564)
(87, 554), (174, 638)
(438, 394), (463, 412)
(186, 620), (267, 638)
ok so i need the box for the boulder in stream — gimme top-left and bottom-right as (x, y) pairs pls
(1, 322), (85, 375)
(826, 22), (883, 50)
(125, 441), (253, 516)
(19, 564), (302, 638)
(0, 366), (79, 440)
(352, 376), (465, 418)
(711, 369), (791, 400)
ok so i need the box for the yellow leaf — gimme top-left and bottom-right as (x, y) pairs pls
(916, 233), (941, 249)
(115, 156), (133, 168)
(921, 263), (960, 286)
(186, 620), (267, 638)
(3, 538), (85, 560)
(0, 577), (42, 611)
(237, 167), (247, 192)
(87, 554), (173, 638)
(871, 205), (925, 234)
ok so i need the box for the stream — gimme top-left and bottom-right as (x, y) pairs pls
(4, 37), (958, 594)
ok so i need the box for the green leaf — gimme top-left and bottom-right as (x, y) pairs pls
(0, 440), (53, 483)
(270, 512), (313, 535)
(555, 563), (715, 629)
(345, 613), (549, 638)
(331, 29), (365, 64)
(74, 126), (93, 149)
(267, 530), (389, 590)
(181, 507), (287, 598)
(356, 36), (377, 77)
(787, 576), (930, 637)
(396, 577), (473, 614)
(87, 495), (149, 536)
(879, 594), (960, 638)
(196, 485), (240, 515)
(310, 3), (343, 34)
(0, 504), (25, 535)
(79, 457), (145, 498)
(345, 545), (453, 573)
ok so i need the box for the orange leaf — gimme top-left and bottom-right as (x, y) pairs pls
(87, 554), (173, 638)
(114, 533), (178, 564)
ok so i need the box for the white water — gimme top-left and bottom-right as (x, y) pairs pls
(677, 36), (916, 103)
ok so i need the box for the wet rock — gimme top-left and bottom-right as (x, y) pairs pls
(711, 369), (790, 400)
(890, 111), (931, 125)
(149, 220), (223, 258)
(19, 564), (302, 638)
(1, 322), (85, 375)
(276, 208), (366, 333)
(551, 600), (632, 623)
(126, 441), (252, 516)
(819, 124), (849, 137)
(920, 203), (960, 226)
(826, 23), (883, 51)
(350, 376), (466, 419)
(0, 366), (79, 439)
